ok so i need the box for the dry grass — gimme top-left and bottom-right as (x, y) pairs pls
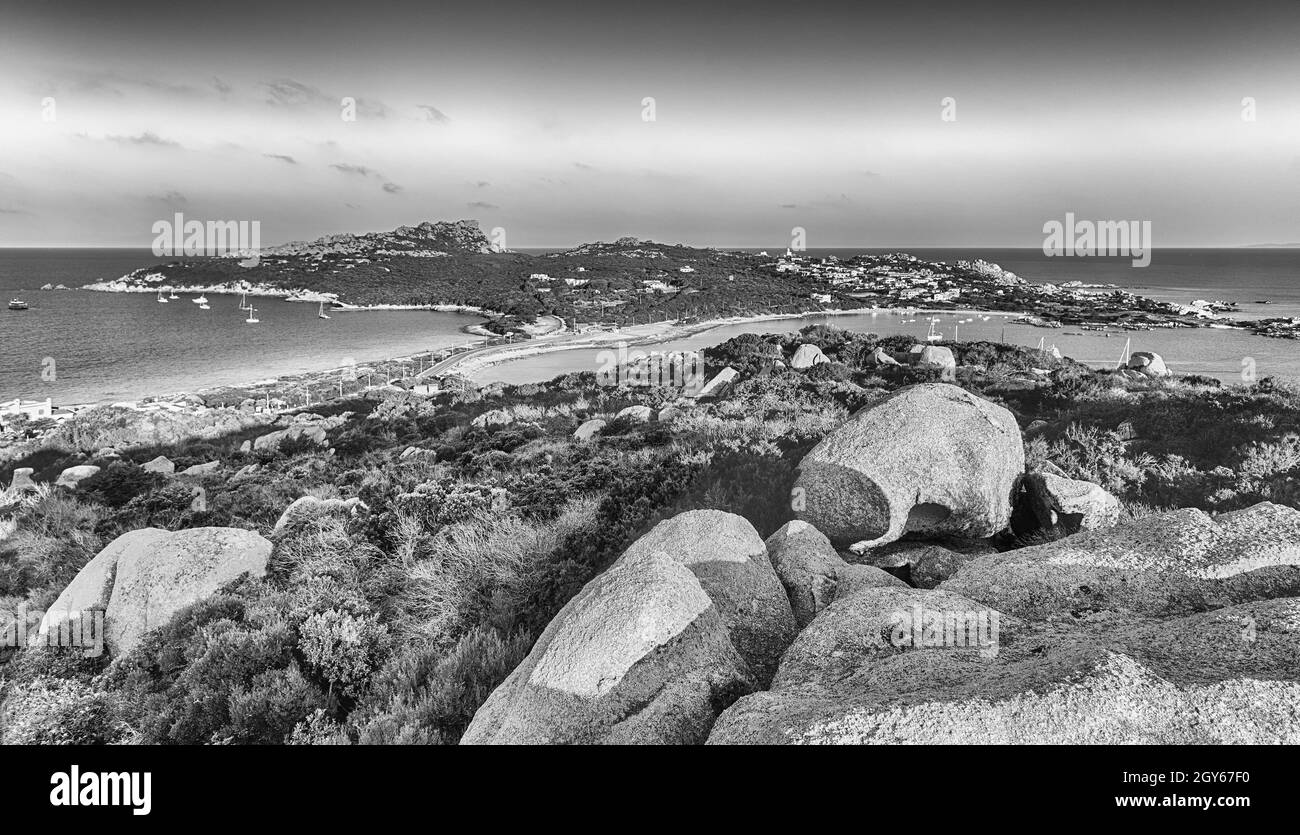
(403, 494), (601, 646)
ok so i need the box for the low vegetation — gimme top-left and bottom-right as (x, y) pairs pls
(3, 326), (1299, 744)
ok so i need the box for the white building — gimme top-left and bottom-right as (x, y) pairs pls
(0, 398), (53, 424)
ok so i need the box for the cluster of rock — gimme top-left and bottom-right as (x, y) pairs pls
(788, 341), (955, 377)
(463, 382), (1300, 744)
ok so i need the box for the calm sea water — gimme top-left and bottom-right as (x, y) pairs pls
(482, 248), (1300, 386)
(2, 248), (1296, 404)
(0, 249), (484, 406)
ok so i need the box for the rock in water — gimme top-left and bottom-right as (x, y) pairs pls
(461, 549), (756, 745)
(572, 419), (606, 440)
(105, 527), (272, 654)
(790, 344), (830, 370)
(55, 465), (101, 489)
(620, 511), (796, 683)
(708, 588), (1300, 744)
(1023, 470), (1119, 532)
(792, 383), (1024, 549)
(764, 520), (903, 628)
(940, 501), (1300, 619)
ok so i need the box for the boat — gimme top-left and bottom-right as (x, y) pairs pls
(157, 289), (168, 303)
(8, 299), (29, 310)
(239, 291), (250, 311)
(925, 320), (943, 342)
(246, 306), (260, 324)
(318, 301), (331, 320)
(198, 303), (210, 310)
(168, 289), (178, 300)
(193, 294), (208, 305)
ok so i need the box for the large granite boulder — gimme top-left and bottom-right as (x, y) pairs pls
(55, 465), (101, 489)
(619, 511), (796, 683)
(105, 527), (272, 654)
(273, 495), (370, 535)
(1128, 351), (1170, 377)
(9, 468), (36, 492)
(764, 520), (904, 628)
(790, 344), (830, 370)
(908, 345), (956, 374)
(461, 548), (756, 745)
(573, 419), (606, 441)
(252, 424), (327, 454)
(941, 501), (1300, 620)
(36, 528), (171, 640)
(792, 383), (1024, 549)
(1023, 470), (1119, 532)
(616, 405), (653, 423)
(708, 589), (1300, 744)
(141, 455), (175, 475)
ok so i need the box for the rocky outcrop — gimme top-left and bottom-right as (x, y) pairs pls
(792, 383), (1024, 549)
(9, 468), (36, 491)
(105, 527), (272, 654)
(865, 540), (997, 589)
(908, 345), (956, 374)
(764, 520), (904, 628)
(250, 423), (328, 453)
(178, 461), (220, 478)
(461, 548), (756, 744)
(940, 501), (1300, 619)
(471, 408), (512, 429)
(708, 589), (1300, 744)
(55, 465), (100, 489)
(619, 511), (795, 682)
(615, 405), (653, 423)
(142, 455), (175, 475)
(273, 495), (370, 535)
(1023, 470), (1119, 532)
(573, 419), (606, 441)
(790, 344), (830, 370)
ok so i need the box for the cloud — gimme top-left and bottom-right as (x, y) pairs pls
(418, 105), (451, 124)
(262, 78), (388, 117)
(0, 207), (31, 215)
(211, 76), (233, 95)
(382, 182), (402, 194)
(779, 203), (798, 209)
(105, 131), (182, 148)
(475, 181), (491, 188)
(331, 163), (378, 177)
(150, 190), (188, 206)
(467, 201), (499, 210)
(573, 162), (596, 170)
(264, 153), (298, 164)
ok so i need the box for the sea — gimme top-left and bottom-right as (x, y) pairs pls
(1, 247), (1297, 406)
(0, 249), (484, 406)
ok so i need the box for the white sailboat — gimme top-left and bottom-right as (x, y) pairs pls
(246, 306), (260, 324)
(169, 288), (179, 300)
(193, 294), (208, 305)
(925, 320), (943, 342)
(156, 289), (168, 303)
(1117, 337), (1132, 369)
(198, 302), (210, 310)
(239, 291), (250, 311)
(317, 300), (331, 320)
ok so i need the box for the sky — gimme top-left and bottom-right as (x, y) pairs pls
(1, 0), (1299, 248)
